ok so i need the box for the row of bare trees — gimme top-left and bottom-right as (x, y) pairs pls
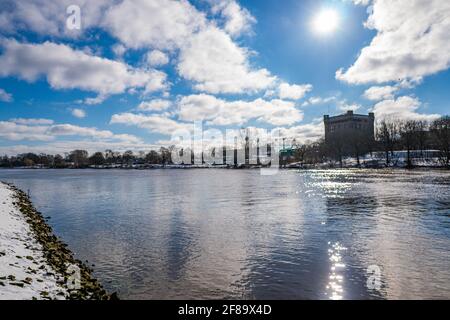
(377, 117), (449, 167)
(288, 116), (449, 168)
(0, 147), (175, 168)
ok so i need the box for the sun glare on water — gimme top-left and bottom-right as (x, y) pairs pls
(312, 9), (340, 35)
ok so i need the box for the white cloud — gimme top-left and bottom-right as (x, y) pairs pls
(111, 93), (304, 136)
(0, 121), (52, 141)
(397, 78), (423, 89)
(363, 86), (398, 101)
(278, 83), (313, 100)
(301, 96), (337, 107)
(83, 94), (108, 105)
(346, 0), (371, 5)
(137, 99), (172, 112)
(178, 26), (276, 94)
(0, 88), (13, 102)
(0, 39), (168, 97)
(112, 43), (127, 57)
(337, 100), (362, 112)
(146, 50), (169, 67)
(102, 0), (206, 50)
(0, 119), (142, 143)
(177, 94), (303, 126)
(0, 0), (274, 96)
(274, 120), (325, 144)
(10, 118), (54, 125)
(71, 108), (86, 118)
(372, 96), (440, 121)
(211, 0), (256, 37)
(110, 113), (193, 136)
(337, 0), (450, 84)
(0, 140), (159, 156)
(0, 0), (110, 37)
(48, 124), (112, 139)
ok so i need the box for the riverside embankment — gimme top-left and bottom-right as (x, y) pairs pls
(0, 181), (111, 300)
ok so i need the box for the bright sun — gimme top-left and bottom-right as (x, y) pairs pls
(312, 9), (339, 35)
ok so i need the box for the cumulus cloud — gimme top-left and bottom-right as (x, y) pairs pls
(337, 100), (362, 112)
(301, 96), (337, 107)
(111, 93), (304, 137)
(0, 0), (110, 37)
(146, 50), (170, 67)
(337, 0), (450, 84)
(0, 0), (274, 96)
(0, 140), (159, 156)
(278, 83), (313, 100)
(0, 121), (57, 141)
(110, 113), (193, 136)
(346, 0), (371, 5)
(103, 1), (273, 94)
(211, 0), (256, 37)
(178, 26), (276, 94)
(137, 99), (172, 112)
(10, 118), (54, 125)
(0, 119), (142, 143)
(0, 88), (13, 102)
(112, 43), (127, 57)
(71, 108), (86, 118)
(274, 121), (324, 144)
(0, 39), (168, 97)
(177, 94), (303, 126)
(102, 0), (206, 50)
(372, 96), (440, 121)
(363, 86), (398, 101)
(83, 94), (108, 105)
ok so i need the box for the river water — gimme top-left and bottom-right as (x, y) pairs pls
(0, 169), (449, 299)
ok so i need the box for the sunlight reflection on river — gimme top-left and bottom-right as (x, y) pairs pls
(326, 242), (347, 300)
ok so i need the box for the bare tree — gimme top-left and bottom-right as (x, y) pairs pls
(350, 133), (367, 167)
(399, 120), (420, 168)
(104, 149), (121, 165)
(160, 147), (172, 165)
(376, 119), (399, 166)
(326, 132), (346, 167)
(294, 144), (307, 165)
(89, 152), (105, 166)
(122, 150), (135, 165)
(69, 150), (89, 168)
(145, 150), (161, 164)
(416, 120), (429, 158)
(54, 154), (66, 168)
(430, 116), (450, 167)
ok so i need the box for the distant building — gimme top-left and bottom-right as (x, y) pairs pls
(324, 110), (375, 143)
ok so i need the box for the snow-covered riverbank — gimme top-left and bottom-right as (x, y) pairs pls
(0, 182), (110, 300)
(0, 182), (69, 299)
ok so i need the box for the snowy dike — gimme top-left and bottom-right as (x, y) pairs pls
(0, 182), (111, 300)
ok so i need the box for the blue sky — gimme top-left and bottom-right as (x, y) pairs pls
(0, 0), (449, 155)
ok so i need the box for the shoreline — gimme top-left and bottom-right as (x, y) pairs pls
(1, 166), (449, 171)
(0, 181), (112, 300)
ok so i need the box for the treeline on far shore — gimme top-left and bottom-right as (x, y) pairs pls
(1, 116), (449, 169)
(0, 147), (174, 169)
